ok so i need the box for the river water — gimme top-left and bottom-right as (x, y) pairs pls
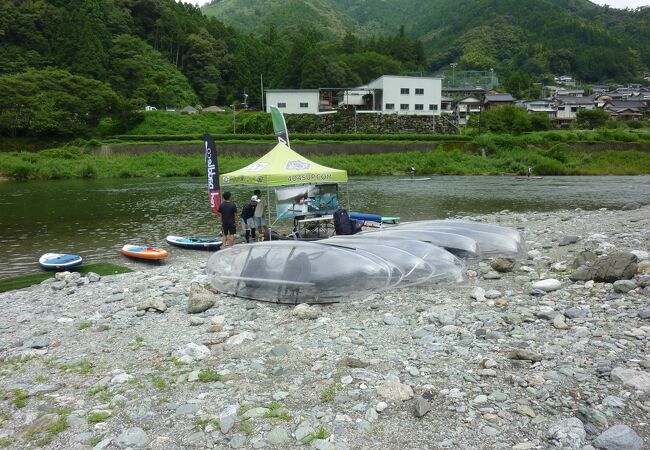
(1, 175), (649, 279)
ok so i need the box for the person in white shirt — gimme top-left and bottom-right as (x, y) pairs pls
(253, 189), (268, 240)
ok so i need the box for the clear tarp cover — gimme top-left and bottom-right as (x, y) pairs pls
(327, 236), (465, 283)
(394, 222), (524, 257)
(359, 229), (481, 259)
(206, 241), (392, 304)
(319, 240), (434, 287)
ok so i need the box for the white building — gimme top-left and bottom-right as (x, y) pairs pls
(554, 96), (596, 122)
(264, 75), (442, 115)
(361, 75), (442, 116)
(265, 89), (320, 114)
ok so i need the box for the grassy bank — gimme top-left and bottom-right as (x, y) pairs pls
(0, 263), (133, 293)
(1, 142), (649, 181)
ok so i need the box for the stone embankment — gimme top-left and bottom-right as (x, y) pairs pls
(0, 206), (649, 449)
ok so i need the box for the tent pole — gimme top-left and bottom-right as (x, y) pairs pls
(267, 183), (271, 240)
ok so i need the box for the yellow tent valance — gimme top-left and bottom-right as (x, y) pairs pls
(220, 143), (348, 187)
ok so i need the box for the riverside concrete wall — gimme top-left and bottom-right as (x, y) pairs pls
(97, 141), (650, 156)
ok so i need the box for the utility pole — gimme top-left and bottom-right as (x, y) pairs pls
(231, 104), (236, 134)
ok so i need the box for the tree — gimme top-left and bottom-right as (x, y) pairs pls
(107, 35), (197, 108)
(470, 105), (536, 135)
(0, 68), (122, 136)
(575, 108), (610, 129)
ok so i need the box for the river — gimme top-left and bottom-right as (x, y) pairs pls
(1, 175), (649, 279)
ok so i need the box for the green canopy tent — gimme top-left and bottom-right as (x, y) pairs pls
(220, 142), (348, 234)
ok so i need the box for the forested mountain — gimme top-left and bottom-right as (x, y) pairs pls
(0, 0), (648, 138)
(0, 0), (425, 137)
(204, 0), (650, 82)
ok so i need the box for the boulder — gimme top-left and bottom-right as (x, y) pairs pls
(570, 252), (638, 283)
(572, 250), (598, 269)
(187, 282), (215, 314)
(610, 367), (650, 393)
(593, 424), (644, 450)
(490, 256), (516, 273)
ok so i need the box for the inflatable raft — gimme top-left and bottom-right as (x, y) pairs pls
(121, 245), (169, 260)
(39, 253), (83, 270)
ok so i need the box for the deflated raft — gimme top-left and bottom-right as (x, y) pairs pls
(207, 241), (395, 304)
(206, 219), (523, 304)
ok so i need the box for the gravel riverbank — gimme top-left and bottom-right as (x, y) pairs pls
(1, 206), (649, 450)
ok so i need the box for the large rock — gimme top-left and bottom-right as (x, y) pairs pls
(570, 252), (638, 283)
(136, 297), (167, 312)
(547, 417), (586, 449)
(376, 379), (414, 402)
(490, 256), (516, 273)
(593, 424), (644, 450)
(187, 282), (215, 314)
(573, 250), (598, 269)
(610, 367), (650, 393)
(293, 303), (320, 320)
(115, 427), (150, 448)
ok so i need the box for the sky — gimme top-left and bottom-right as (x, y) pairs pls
(183, 0), (650, 7)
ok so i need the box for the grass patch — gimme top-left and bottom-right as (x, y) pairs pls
(0, 263), (133, 293)
(239, 419), (253, 436)
(0, 410), (10, 427)
(2, 354), (35, 371)
(0, 438), (12, 448)
(87, 411), (111, 423)
(320, 384), (337, 403)
(131, 335), (144, 351)
(59, 359), (93, 375)
(78, 321), (91, 331)
(87, 436), (102, 447)
(88, 384), (108, 397)
(301, 425), (331, 444)
(11, 389), (29, 409)
(262, 402), (291, 421)
(151, 375), (167, 390)
(197, 369), (221, 382)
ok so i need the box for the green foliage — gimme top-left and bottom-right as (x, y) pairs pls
(301, 425), (331, 444)
(107, 35), (198, 108)
(0, 69), (123, 137)
(575, 108), (611, 130)
(87, 412), (112, 424)
(0, 263), (132, 293)
(470, 106), (551, 135)
(59, 359), (93, 375)
(197, 369), (221, 382)
(206, 0), (649, 83)
(128, 111), (234, 136)
(11, 389), (29, 409)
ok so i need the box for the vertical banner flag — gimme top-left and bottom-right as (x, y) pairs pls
(204, 135), (221, 214)
(270, 105), (290, 148)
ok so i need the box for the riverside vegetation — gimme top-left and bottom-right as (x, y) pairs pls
(2, 110), (649, 181)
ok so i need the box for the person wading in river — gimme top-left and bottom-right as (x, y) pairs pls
(218, 191), (237, 247)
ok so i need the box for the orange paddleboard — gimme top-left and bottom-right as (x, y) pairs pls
(121, 244), (169, 260)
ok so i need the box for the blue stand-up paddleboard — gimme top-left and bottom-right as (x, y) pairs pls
(350, 212), (400, 224)
(39, 253), (83, 270)
(166, 236), (222, 250)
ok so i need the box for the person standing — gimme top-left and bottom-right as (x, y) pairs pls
(527, 165), (533, 178)
(253, 189), (267, 241)
(217, 191), (237, 247)
(241, 196), (258, 243)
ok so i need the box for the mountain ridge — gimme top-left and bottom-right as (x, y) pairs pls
(203, 0), (650, 81)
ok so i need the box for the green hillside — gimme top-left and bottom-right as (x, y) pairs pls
(203, 0), (650, 81)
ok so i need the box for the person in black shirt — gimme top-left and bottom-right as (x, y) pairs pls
(217, 191), (238, 247)
(241, 196), (258, 243)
